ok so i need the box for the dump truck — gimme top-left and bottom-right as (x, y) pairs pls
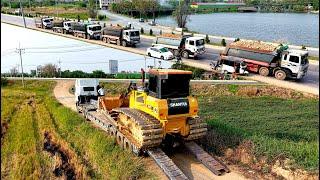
(220, 40), (309, 80)
(152, 34), (205, 59)
(52, 20), (75, 34)
(34, 17), (53, 29)
(101, 25), (140, 47)
(71, 23), (102, 40)
(74, 69), (230, 178)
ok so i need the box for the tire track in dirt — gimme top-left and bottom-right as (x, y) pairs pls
(53, 80), (248, 180)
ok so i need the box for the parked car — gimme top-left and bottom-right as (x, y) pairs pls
(139, 18), (144, 22)
(147, 46), (174, 60)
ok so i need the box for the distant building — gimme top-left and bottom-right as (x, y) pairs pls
(99, 0), (122, 9)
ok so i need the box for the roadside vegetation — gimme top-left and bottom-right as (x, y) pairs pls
(1, 80), (153, 179)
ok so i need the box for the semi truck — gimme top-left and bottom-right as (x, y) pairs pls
(34, 17), (53, 29)
(219, 40), (309, 80)
(71, 23), (102, 40)
(52, 20), (75, 34)
(101, 26), (140, 47)
(152, 34), (205, 59)
(74, 71), (230, 178)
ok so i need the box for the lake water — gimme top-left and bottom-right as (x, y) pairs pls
(156, 13), (319, 47)
(1, 23), (171, 74)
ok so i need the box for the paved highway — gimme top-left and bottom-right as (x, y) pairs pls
(1, 13), (319, 95)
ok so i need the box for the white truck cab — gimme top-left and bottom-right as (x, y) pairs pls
(123, 29), (140, 45)
(280, 49), (309, 79)
(184, 37), (205, 58)
(87, 24), (102, 39)
(43, 18), (53, 28)
(63, 21), (74, 32)
(75, 79), (99, 105)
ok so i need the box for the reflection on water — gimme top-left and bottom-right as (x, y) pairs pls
(1, 23), (172, 74)
(157, 13), (319, 47)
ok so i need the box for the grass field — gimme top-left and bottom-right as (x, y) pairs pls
(1, 80), (153, 179)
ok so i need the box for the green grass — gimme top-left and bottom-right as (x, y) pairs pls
(55, 12), (89, 20)
(1, 80), (153, 179)
(200, 95), (319, 171)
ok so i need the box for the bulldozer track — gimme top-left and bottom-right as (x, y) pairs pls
(184, 117), (207, 141)
(111, 108), (164, 149)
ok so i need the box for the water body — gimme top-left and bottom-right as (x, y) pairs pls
(1, 23), (171, 74)
(156, 13), (319, 47)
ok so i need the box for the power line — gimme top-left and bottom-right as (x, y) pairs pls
(15, 42), (25, 88)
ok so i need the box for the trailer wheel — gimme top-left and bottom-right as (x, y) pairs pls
(274, 69), (287, 80)
(107, 38), (110, 44)
(259, 67), (269, 76)
(117, 40), (121, 46)
(182, 51), (189, 59)
(103, 37), (107, 43)
(122, 40), (127, 47)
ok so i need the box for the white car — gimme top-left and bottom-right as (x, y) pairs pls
(146, 46), (174, 60)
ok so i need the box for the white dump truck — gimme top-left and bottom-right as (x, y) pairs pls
(71, 23), (102, 40)
(101, 25), (140, 47)
(152, 34), (205, 59)
(52, 20), (75, 34)
(219, 40), (309, 80)
(35, 17), (54, 29)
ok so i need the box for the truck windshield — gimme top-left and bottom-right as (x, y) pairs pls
(44, 20), (50, 23)
(130, 31), (140, 36)
(301, 55), (309, 65)
(196, 39), (204, 46)
(66, 23), (71, 26)
(161, 74), (191, 99)
(159, 47), (169, 53)
(91, 26), (101, 31)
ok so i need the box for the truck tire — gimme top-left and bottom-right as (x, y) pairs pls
(87, 35), (91, 40)
(122, 41), (127, 47)
(182, 51), (189, 59)
(160, 56), (164, 60)
(274, 69), (287, 80)
(259, 67), (269, 76)
(173, 50), (180, 56)
(117, 40), (121, 46)
(107, 38), (110, 44)
(148, 52), (151, 57)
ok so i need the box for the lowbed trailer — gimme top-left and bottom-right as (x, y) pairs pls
(79, 102), (230, 179)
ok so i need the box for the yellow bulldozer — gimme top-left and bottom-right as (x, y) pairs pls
(97, 69), (207, 151)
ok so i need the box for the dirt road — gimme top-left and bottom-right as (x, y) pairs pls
(53, 80), (247, 180)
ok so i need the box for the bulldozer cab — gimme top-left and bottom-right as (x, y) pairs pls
(147, 69), (192, 99)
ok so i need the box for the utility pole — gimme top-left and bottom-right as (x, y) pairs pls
(16, 43), (25, 88)
(55, 0), (58, 17)
(28, 0), (31, 13)
(18, 0), (27, 28)
(58, 59), (62, 77)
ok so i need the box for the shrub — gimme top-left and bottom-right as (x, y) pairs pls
(149, 29), (153, 36)
(1, 77), (8, 87)
(98, 14), (106, 20)
(205, 34), (210, 43)
(221, 39), (226, 46)
(301, 45), (306, 50)
(140, 27), (144, 34)
(234, 38), (240, 42)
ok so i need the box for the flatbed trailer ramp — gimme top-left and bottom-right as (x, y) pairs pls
(83, 107), (230, 179)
